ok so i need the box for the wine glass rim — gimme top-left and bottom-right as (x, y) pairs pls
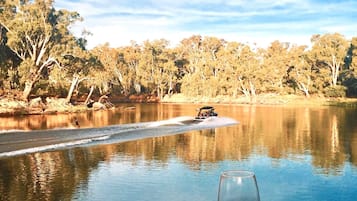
(220, 170), (255, 178)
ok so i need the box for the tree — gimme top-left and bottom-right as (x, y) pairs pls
(351, 37), (357, 73)
(262, 40), (291, 93)
(286, 45), (312, 97)
(178, 35), (226, 97)
(177, 35), (203, 97)
(224, 42), (262, 101)
(63, 50), (100, 103)
(119, 42), (141, 94)
(139, 39), (177, 99)
(178, 35), (202, 75)
(199, 36), (225, 97)
(47, 35), (100, 104)
(0, 24), (20, 90)
(201, 36), (224, 78)
(0, 0), (82, 100)
(310, 33), (349, 87)
(90, 43), (120, 95)
(342, 37), (357, 96)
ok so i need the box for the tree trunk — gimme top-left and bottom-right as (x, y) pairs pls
(66, 75), (79, 103)
(157, 85), (162, 100)
(249, 81), (257, 103)
(134, 83), (141, 94)
(85, 85), (95, 104)
(297, 81), (310, 98)
(330, 55), (340, 86)
(159, 87), (164, 100)
(22, 80), (35, 101)
(300, 84), (310, 97)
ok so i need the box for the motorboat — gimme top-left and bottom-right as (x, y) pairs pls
(195, 106), (218, 119)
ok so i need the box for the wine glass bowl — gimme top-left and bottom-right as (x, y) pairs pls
(217, 170), (260, 201)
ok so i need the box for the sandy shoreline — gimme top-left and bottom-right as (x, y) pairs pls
(161, 94), (357, 106)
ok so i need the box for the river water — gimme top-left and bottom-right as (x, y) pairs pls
(0, 103), (356, 201)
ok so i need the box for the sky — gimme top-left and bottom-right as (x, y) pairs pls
(55, 0), (357, 49)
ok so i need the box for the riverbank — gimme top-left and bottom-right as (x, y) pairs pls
(0, 98), (87, 116)
(0, 94), (159, 116)
(161, 93), (357, 106)
(0, 93), (356, 116)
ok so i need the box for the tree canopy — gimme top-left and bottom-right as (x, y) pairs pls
(1, 0), (357, 103)
(0, 0), (83, 100)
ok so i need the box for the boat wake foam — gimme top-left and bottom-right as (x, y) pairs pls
(0, 116), (238, 158)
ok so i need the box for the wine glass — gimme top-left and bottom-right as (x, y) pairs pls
(217, 170), (260, 201)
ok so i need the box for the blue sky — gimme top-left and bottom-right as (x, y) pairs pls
(55, 0), (357, 49)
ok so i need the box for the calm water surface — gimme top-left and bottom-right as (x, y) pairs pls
(0, 103), (357, 201)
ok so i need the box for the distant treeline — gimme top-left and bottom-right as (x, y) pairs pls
(1, 0), (357, 103)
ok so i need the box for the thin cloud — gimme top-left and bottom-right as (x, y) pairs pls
(55, 0), (357, 49)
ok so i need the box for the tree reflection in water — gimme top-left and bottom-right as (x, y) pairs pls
(0, 104), (357, 200)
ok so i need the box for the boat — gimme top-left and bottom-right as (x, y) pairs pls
(195, 106), (218, 119)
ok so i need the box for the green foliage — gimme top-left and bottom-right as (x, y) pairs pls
(17, 58), (35, 84)
(33, 79), (50, 96)
(1, 1), (357, 101)
(181, 73), (203, 97)
(0, 24), (20, 89)
(262, 41), (290, 92)
(351, 37), (357, 73)
(323, 85), (347, 98)
(48, 67), (69, 91)
(1, 0), (82, 100)
(310, 33), (349, 87)
(137, 39), (178, 98)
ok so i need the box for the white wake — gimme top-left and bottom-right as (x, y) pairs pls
(0, 116), (238, 158)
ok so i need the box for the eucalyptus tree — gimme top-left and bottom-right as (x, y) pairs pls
(351, 37), (357, 74)
(0, 25), (8, 87)
(90, 43), (120, 95)
(178, 35), (202, 75)
(199, 36), (225, 97)
(47, 44), (99, 103)
(215, 42), (236, 96)
(90, 43), (145, 98)
(0, 24), (20, 90)
(310, 33), (349, 87)
(342, 37), (357, 96)
(262, 40), (291, 93)
(115, 46), (137, 96)
(163, 48), (179, 96)
(177, 35), (203, 96)
(201, 36), (224, 77)
(286, 45), (313, 97)
(119, 42), (141, 94)
(0, 0), (82, 100)
(139, 39), (177, 99)
(223, 42), (262, 100)
(66, 49), (100, 103)
(178, 35), (227, 97)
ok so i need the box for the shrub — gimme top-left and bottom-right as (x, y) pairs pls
(323, 85), (347, 97)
